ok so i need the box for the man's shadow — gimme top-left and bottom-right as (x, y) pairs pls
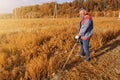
(92, 39), (120, 59)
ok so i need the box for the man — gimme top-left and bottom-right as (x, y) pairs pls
(75, 8), (93, 62)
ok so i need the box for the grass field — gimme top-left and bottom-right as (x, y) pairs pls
(0, 17), (120, 80)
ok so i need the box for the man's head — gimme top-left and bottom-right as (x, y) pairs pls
(79, 8), (88, 18)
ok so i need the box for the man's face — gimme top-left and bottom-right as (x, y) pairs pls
(79, 10), (84, 18)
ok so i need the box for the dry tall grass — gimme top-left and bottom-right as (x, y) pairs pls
(0, 17), (120, 79)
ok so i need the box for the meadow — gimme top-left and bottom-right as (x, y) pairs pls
(0, 17), (120, 80)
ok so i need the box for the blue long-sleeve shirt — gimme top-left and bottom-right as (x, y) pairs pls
(79, 15), (93, 40)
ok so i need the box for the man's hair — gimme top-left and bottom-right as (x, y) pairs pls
(79, 7), (88, 15)
(79, 7), (86, 12)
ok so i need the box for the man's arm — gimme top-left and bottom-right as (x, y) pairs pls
(79, 19), (91, 36)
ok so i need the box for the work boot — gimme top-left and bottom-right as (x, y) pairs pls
(80, 55), (84, 58)
(84, 58), (90, 62)
(75, 54), (84, 58)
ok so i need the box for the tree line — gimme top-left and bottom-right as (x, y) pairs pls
(12, 0), (120, 18)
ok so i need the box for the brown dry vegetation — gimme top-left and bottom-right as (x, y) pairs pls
(0, 17), (120, 80)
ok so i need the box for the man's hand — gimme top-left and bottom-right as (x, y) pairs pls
(75, 35), (79, 40)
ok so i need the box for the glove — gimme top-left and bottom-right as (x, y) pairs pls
(75, 35), (79, 40)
